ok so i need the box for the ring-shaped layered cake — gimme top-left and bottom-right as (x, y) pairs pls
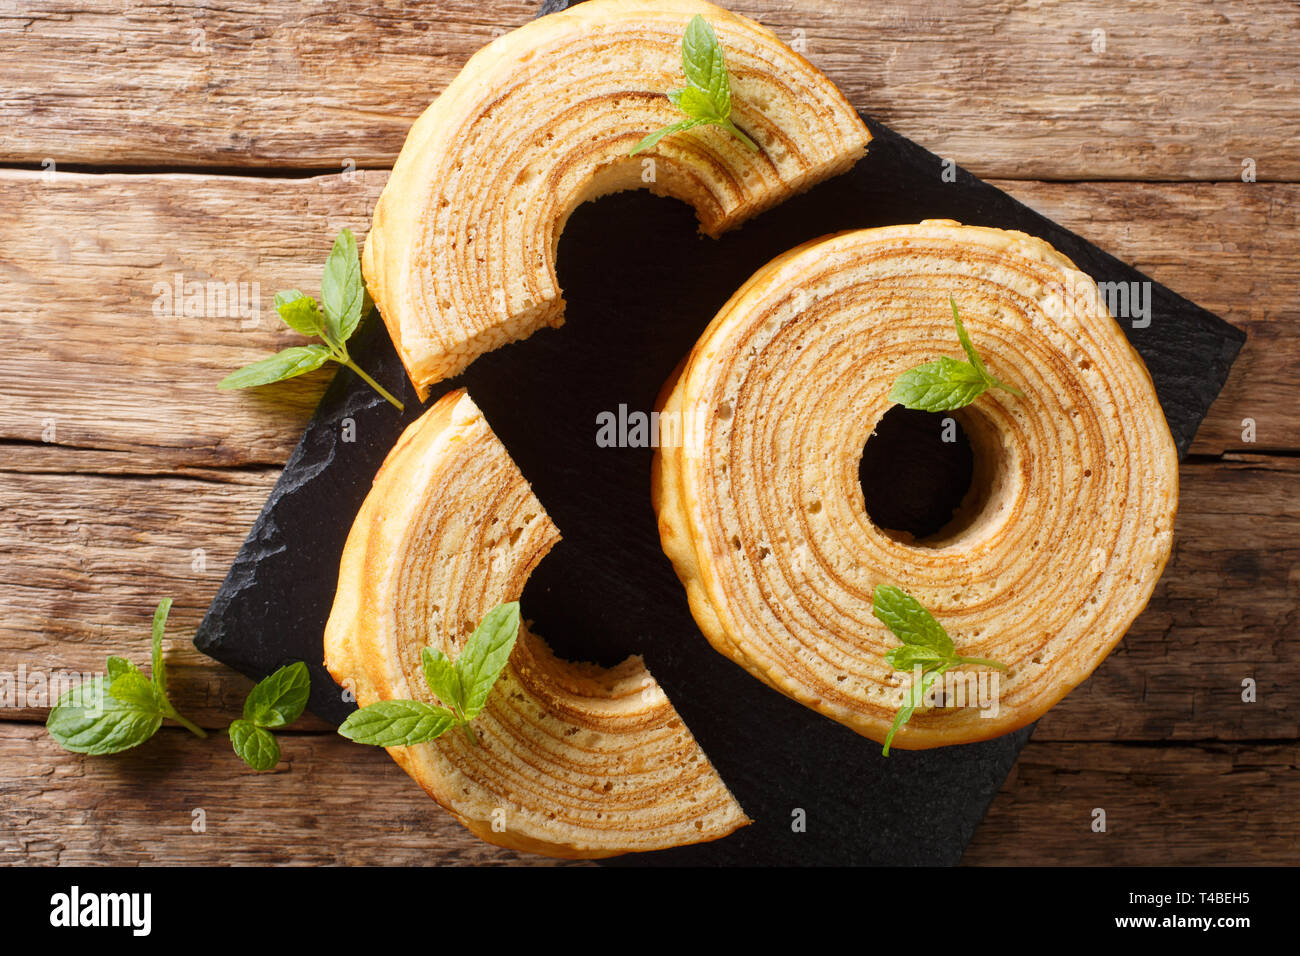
(362, 0), (871, 398)
(652, 220), (1179, 748)
(326, 390), (748, 857)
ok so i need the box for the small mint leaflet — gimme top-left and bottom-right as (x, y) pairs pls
(421, 647), (464, 715)
(338, 700), (458, 747)
(321, 227), (365, 345)
(872, 585), (955, 656)
(882, 664), (950, 757)
(883, 645), (950, 670)
(230, 719), (281, 771)
(888, 357), (988, 412)
(106, 656), (136, 683)
(455, 602), (521, 719)
(242, 661), (311, 729)
(630, 117), (705, 155)
(951, 297), (987, 377)
(218, 344), (332, 390)
(274, 290), (325, 337)
(46, 678), (163, 755)
(674, 84), (725, 124)
(107, 669), (160, 712)
(150, 597), (171, 701)
(681, 14), (729, 114)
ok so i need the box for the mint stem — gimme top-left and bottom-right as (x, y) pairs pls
(160, 701), (208, 739)
(340, 357), (404, 411)
(722, 119), (759, 153)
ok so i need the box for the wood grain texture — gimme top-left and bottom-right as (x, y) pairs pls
(964, 741), (1300, 865)
(0, 723), (575, 865)
(3, 1), (1297, 180)
(2, 723), (1291, 865)
(0, 168), (386, 467)
(2, 171), (1294, 468)
(994, 180), (1298, 457)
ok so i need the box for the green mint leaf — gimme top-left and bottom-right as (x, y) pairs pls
(320, 228), (365, 346)
(881, 664), (950, 757)
(47, 601), (206, 755)
(106, 656), (136, 682)
(889, 300), (1024, 410)
(219, 344), (333, 390)
(950, 297), (988, 379)
(675, 85), (726, 123)
(421, 647), (464, 714)
(220, 232), (399, 410)
(875, 586), (1008, 755)
(107, 669), (161, 712)
(949, 298), (1021, 396)
(888, 357), (987, 412)
(338, 700), (457, 747)
(229, 719), (280, 770)
(630, 117), (705, 155)
(242, 662), (311, 729)
(629, 16), (757, 155)
(872, 585), (955, 656)
(455, 602), (521, 719)
(681, 14), (730, 116)
(883, 644), (951, 671)
(144, 596), (206, 739)
(150, 597), (171, 700)
(274, 290), (325, 338)
(46, 678), (163, 755)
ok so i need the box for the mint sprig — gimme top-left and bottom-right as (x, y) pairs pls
(220, 228), (404, 411)
(338, 602), (520, 748)
(46, 599), (207, 755)
(872, 585), (1008, 756)
(630, 15), (759, 155)
(889, 298), (1025, 412)
(228, 661), (311, 770)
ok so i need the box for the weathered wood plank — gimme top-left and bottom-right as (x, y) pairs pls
(964, 741), (1300, 865)
(1, 458), (1294, 741)
(0, 169), (386, 467)
(2, 723), (1290, 864)
(1, 1), (1297, 181)
(992, 179), (1297, 457)
(0, 723), (575, 865)
(1, 171), (1292, 468)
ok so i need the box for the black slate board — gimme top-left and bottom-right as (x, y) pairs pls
(195, 1), (1245, 866)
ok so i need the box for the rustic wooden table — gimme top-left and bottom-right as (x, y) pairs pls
(1, 0), (1296, 866)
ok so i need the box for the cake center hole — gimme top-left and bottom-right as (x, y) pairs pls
(859, 406), (978, 545)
